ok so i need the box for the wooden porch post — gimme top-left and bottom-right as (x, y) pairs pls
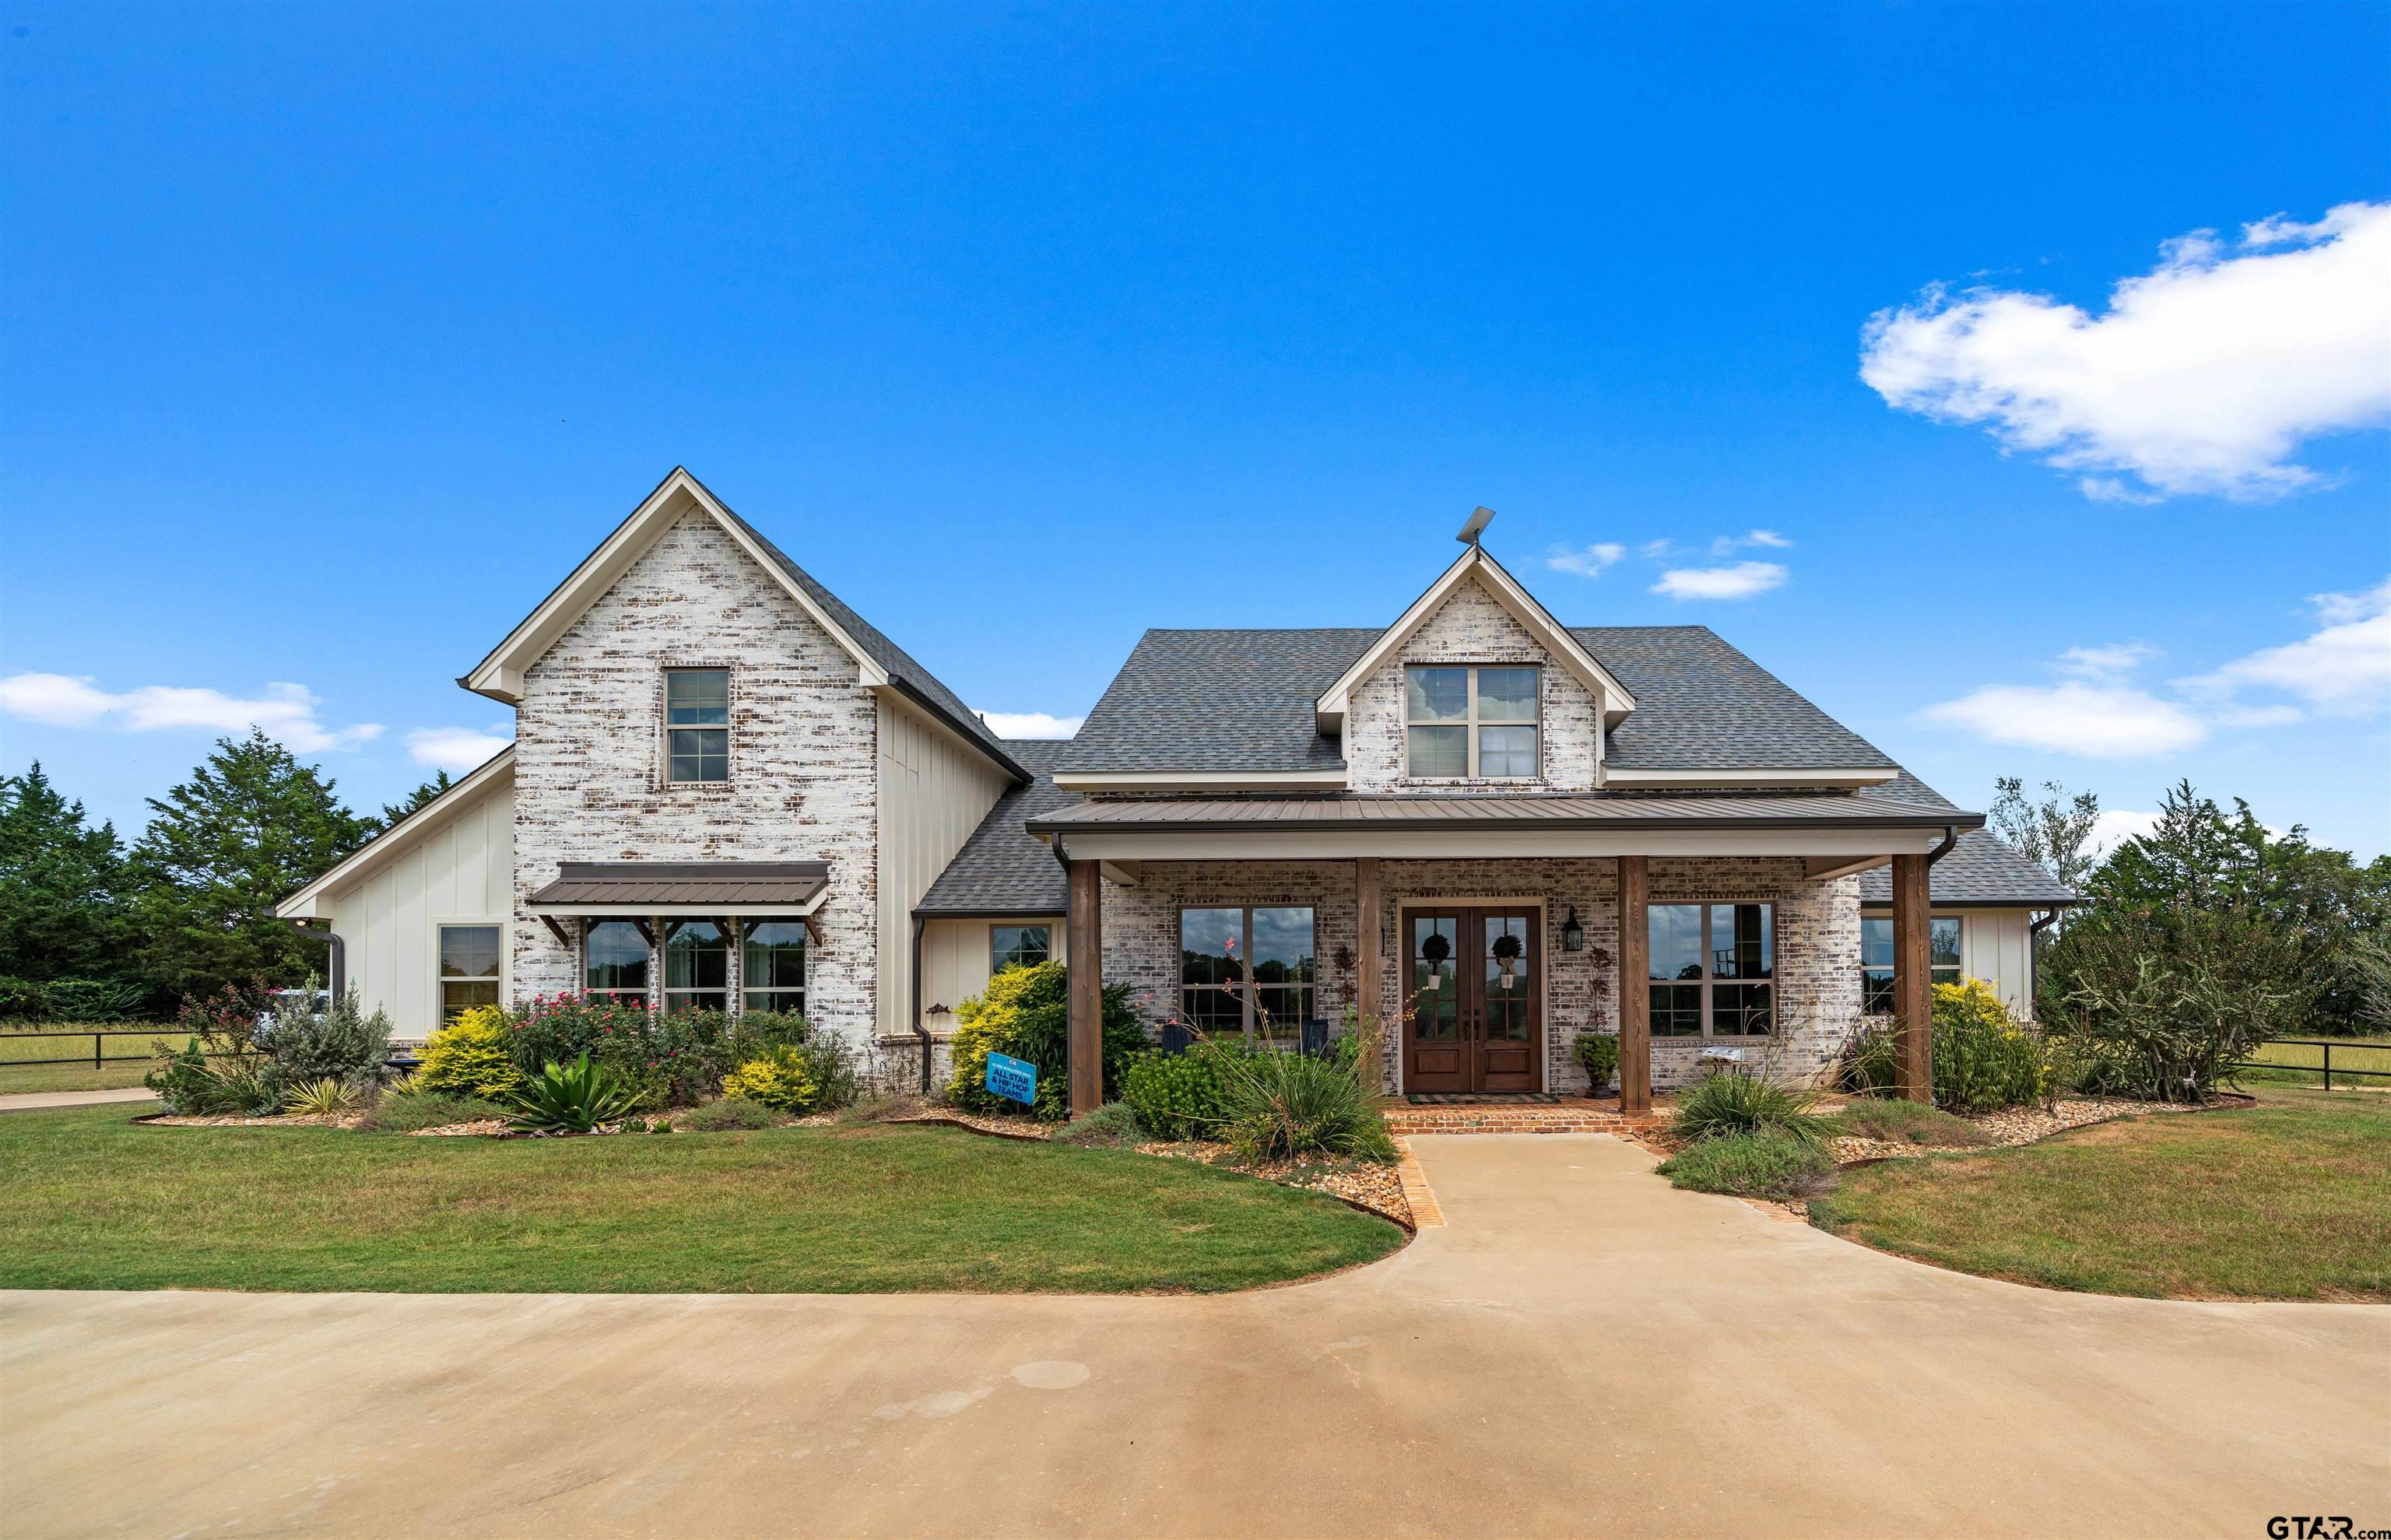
(1067, 858), (1104, 1116)
(1354, 858), (1382, 1087)
(1891, 852), (1933, 1104)
(1617, 855), (1651, 1116)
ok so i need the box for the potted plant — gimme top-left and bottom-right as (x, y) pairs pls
(1571, 1031), (1620, 1099)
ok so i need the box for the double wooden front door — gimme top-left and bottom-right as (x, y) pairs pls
(1404, 907), (1541, 1094)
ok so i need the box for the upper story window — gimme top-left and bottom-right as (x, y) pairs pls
(1406, 665), (1540, 779)
(665, 668), (729, 783)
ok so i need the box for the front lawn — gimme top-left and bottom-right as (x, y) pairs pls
(1809, 1088), (2390, 1300)
(0, 1107), (1404, 1293)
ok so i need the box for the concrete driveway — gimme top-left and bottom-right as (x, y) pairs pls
(5, 1133), (2386, 1539)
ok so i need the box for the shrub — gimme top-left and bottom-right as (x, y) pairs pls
(1055, 1101), (1143, 1148)
(1672, 1069), (1831, 1146)
(1829, 1097), (1991, 1147)
(794, 1033), (859, 1113)
(417, 1005), (525, 1100)
(1840, 981), (2050, 1113)
(946, 963), (1147, 1121)
(1570, 1031), (1620, 1090)
(1656, 1130), (1837, 1201)
(1217, 1047), (1397, 1164)
(721, 1044), (822, 1114)
(282, 1077), (363, 1116)
(144, 1035), (281, 1116)
(680, 1096), (785, 1131)
(506, 1052), (642, 1133)
(2053, 943), (2284, 1103)
(358, 1091), (510, 1133)
(1122, 1040), (1260, 1140)
(260, 985), (391, 1093)
(144, 1037), (220, 1115)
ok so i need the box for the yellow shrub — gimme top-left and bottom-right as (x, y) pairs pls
(721, 1044), (819, 1114)
(416, 1005), (523, 1100)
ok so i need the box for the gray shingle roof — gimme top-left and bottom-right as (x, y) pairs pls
(1859, 830), (2079, 907)
(1054, 625), (1894, 775)
(915, 741), (1074, 915)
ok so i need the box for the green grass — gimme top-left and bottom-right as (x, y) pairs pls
(1654, 1130), (1836, 1201)
(1824, 1098), (1992, 1147)
(2235, 1033), (2391, 1089)
(0, 1022), (180, 1095)
(0, 1105), (1404, 1293)
(1809, 1088), (2390, 1300)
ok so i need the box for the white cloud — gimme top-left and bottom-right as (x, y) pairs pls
(1638, 538), (1673, 560)
(977, 710), (1083, 739)
(406, 725), (514, 772)
(2087, 808), (2161, 858)
(2058, 643), (2160, 678)
(2181, 577), (2391, 717)
(1709, 528), (1793, 556)
(1916, 681), (2209, 758)
(0, 673), (382, 752)
(1545, 542), (1627, 578)
(1860, 200), (2391, 501)
(1651, 561), (1789, 602)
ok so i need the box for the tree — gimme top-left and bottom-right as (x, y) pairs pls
(0, 762), (134, 984)
(129, 731), (373, 1000)
(1989, 776), (2102, 889)
(377, 770), (453, 831)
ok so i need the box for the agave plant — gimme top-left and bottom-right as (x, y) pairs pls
(505, 1052), (642, 1134)
(282, 1077), (363, 1117)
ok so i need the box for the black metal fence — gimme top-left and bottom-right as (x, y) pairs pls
(0, 1028), (200, 1071)
(2230, 1039), (2391, 1091)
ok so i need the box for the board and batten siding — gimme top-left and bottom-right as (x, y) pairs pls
(876, 696), (1014, 1039)
(323, 770), (516, 1040)
(918, 916), (1069, 1030)
(1959, 909), (2036, 1019)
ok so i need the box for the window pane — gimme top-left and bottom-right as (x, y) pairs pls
(1648, 905), (1702, 982)
(1406, 666), (1469, 723)
(744, 923), (807, 991)
(1248, 908), (1314, 988)
(665, 669), (729, 724)
(1407, 724), (1466, 777)
(439, 924), (501, 980)
(1477, 724), (1538, 777)
(1482, 914), (1533, 1041)
(992, 925), (1051, 972)
(1859, 917), (1894, 970)
(669, 727), (729, 783)
(1929, 917), (1963, 971)
(1713, 982), (1773, 1036)
(744, 989), (805, 1015)
(1862, 969), (1896, 1015)
(585, 921), (648, 993)
(1651, 983), (1703, 1037)
(441, 979), (500, 1021)
(1180, 986), (1243, 1036)
(1476, 667), (1539, 721)
(665, 921), (728, 990)
(1410, 916), (1459, 1043)
(1255, 987), (1309, 1045)
(1180, 908), (1243, 988)
(1708, 903), (1772, 980)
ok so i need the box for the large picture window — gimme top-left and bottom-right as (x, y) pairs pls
(1180, 906), (1315, 1045)
(664, 920), (729, 1012)
(1859, 916), (1963, 1014)
(437, 924), (502, 1023)
(743, 921), (806, 1016)
(1648, 902), (1774, 1037)
(991, 924), (1051, 973)
(1405, 665), (1540, 779)
(585, 920), (650, 1004)
(665, 668), (730, 783)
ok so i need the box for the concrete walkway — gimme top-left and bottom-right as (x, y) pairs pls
(4, 1134), (2385, 1538)
(0, 1086), (154, 1114)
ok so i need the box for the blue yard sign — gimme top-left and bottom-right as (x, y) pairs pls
(985, 1051), (1038, 1106)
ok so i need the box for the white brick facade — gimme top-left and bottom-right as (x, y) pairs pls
(509, 512), (883, 1054)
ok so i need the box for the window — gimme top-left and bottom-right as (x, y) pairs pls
(585, 920), (650, 1003)
(991, 924), (1051, 973)
(1405, 665), (1540, 779)
(1180, 906), (1314, 1045)
(743, 921), (806, 1016)
(437, 924), (502, 1023)
(1647, 903), (1773, 1037)
(665, 668), (729, 783)
(1860, 916), (1964, 1014)
(664, 920), (729, 1012)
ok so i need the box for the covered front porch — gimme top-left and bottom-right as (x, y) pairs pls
(1029, 797), (1964, 1117)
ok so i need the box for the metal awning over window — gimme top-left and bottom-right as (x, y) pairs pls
(526, 861), (830, 917)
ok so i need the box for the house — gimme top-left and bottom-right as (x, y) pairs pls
(276, 468), (2074, 1110)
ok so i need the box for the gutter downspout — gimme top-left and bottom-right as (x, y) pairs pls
(911, 915), (932, 1095)
(1926, 824), (1961, 867)
(285, 920), (346, 998)
(2028, 907), (2063, 1020)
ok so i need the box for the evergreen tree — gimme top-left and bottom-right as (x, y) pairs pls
(130, 731), (372, 999)
(377, 770), (453, 831)
(0, 762), (134, 984)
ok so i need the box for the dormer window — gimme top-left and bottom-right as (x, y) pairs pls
(1406, 665), (1540, 779)
(665, 668), (730, 783)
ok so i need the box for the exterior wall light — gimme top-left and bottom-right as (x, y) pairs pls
(1562, 907), (1585, 952)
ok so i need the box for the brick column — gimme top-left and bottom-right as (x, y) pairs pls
(1891, 853), (1933, 1104)
(1068, 858), (1103, 1116)
(1617, 855), (1650, 1115)
(1354, 857), (1383, 1086)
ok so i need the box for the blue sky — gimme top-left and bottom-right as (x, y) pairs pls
(4, 3), (2386, 854)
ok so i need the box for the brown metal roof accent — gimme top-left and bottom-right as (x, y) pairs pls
(1026, 789), (1982, 835)
(529, 861), (830, 907)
